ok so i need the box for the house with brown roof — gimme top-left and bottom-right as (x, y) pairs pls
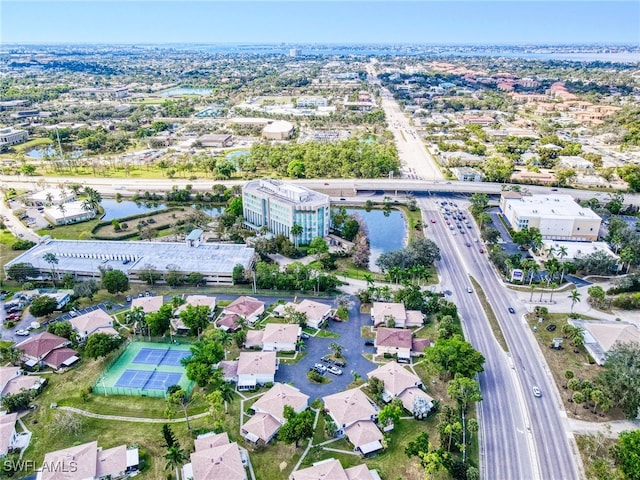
(16, 332), (79, 370)
(0, 366), (46, 398)
(217, 296), (265, 331)
(323, 389), (383, 456)
(131, 295), (163, 314)
(276, 299), (331, 329)
(367, 362), (434, 413)
(236, 352), (278, 391)
(375, 328), (412, 362)
(36, 440), (139, 480)
(0, 412), (18, 458)
(290, 458), (380, 480)
(182, 432), (248, 480)
(69, 309), (118, 341)
(242, 383), (309, 443)
(172, 295), (216, 334)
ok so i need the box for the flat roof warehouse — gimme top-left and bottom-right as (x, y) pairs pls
(5, 238), (255, 285)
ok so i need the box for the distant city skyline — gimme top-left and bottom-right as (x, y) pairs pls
(1, 1), (638, 45)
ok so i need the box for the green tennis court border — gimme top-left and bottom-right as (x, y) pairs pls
(93, 341), (194, 398)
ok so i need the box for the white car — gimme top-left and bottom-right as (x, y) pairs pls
(15, 329), (29, 336)
(532, 386), (542, 397)
(313, 363), (327, 373)
(327, 366), (343, 375)
(467, 288), (473, 293)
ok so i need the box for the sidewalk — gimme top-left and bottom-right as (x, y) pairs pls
(568, 418), (639, 438)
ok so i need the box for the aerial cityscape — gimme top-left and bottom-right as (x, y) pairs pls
(0, 1), (639, 480)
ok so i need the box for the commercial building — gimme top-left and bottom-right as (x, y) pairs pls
(296, 97), (328, 108)
(5, 238), (255, 286)
(44, 201), (96, 225)
(500, 193), (601, 241)
(451, 167), (483, 182)
(568, 319), (640, 365)
(242, 179), (330, 245)
(0, 127), (28, 147)
(26, 188), (76, 207)
(262, 120), (295, 140)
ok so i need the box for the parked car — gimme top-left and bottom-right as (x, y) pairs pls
(7, 313), (21, 320)
(301, 333), (310, 340)
(327, 366), (343, 375)
(364, 339), (375, 346)
(313, 363), (327, 373)
(68, 311), (78, 318)
(15, 330), (29, 336)
(333, 360), (346, 368)
(320, 356), (332, 364)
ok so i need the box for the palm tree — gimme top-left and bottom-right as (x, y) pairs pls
(43, 252), (59, 286)
(569, 290), (582, 313)
(549, 282), (558, 302)
(164, 445), (186, 480)
(290, 223), (303, 249)
(619, 247), (634, 273)
(529, 284), (536, 302)
(328, 342), (343, 359)
(557, 245), (568, 262)
(57, 202), (67, 224)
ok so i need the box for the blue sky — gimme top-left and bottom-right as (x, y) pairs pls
(1, 1), (638, 45)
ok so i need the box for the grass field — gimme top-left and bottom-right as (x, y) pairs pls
(470, 275), (509, 352)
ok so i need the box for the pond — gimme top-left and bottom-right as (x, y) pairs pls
(158, 88), (212, 97)
(101, 199), (225, 221)
(26, 146), (83, 159)
(346, 208), (406, 272)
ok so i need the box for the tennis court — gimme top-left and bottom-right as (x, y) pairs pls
(114, 370), (183, 391)
(132, 347), (191, 367)
(93, 341), (194, 398)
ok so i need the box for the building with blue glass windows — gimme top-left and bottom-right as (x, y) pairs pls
(242, 179), (330, 245)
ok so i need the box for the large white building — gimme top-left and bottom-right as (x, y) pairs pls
(0, 127), (28, 147)
(500, 192), (601, 241)
(242, 179), (330, 245)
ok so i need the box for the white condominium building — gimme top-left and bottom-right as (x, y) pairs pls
(500, 192), (601, 241)
(242, 179), (330, 245)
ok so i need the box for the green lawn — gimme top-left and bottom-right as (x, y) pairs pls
(37, 218), (101, 239)
(470, 275), (509, 352)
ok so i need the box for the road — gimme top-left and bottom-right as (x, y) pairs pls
(367, 61), (444, 182)
(419, 197), (580, 480)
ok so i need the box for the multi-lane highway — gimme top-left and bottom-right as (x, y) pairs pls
(419, 196), (580, 480)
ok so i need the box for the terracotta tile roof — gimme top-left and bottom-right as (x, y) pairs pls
(69, 309), (113, 336)
(190, 441), (246, 480)
(241, 412), (281, 442)
(344, 420), (383, 450)
(218, 361), (238, 381)
(0, 413), (17, 456)
(42, 347), (78, 369)
(0, 366), (21, 393)
(40, 441), (98, 480)
(371, 302), (406, 326)
(244, 330), (264, 349)
(96, 445), (127, 479)
(217, 313), (241, 331)
(375, 328), (412, 349)
(405, 310), (424, 328)
(131, 296), (163, 313)
(237, 352), (277, 376)
(367, 362), (421, 397)
(225, 296), (264, 318)
(16, 332), (68, 360)
(251, 383), (308, 423)
(194, 432), (230, 451)
(398, 387), (434, 412)
(1, 373), (44, 396)
(344, 464), (378, 480)
(411, 338), (431, 353)
(323, 389), (376, 427)
(262, 323), (299, 346)
(291, 459), (349, 480)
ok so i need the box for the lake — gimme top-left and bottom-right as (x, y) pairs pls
(347, 208), (406, 272)
(100, 199), (224, 221)
(158, 88), (212, 97)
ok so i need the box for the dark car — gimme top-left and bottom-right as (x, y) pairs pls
(508, 307), (516, 314)
(301, 333), (310, 340)
(320, 356), (332, 364)
(364, 339), (375, 346)
(333, 360), (346, 368)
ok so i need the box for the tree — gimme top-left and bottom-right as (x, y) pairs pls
(232, 264), (245, 284)
(378, 400), (403, 428)
(165, 387), (197, 430)
(572, 391), (585, 415)
(405, 432), (430, 459)
(1, 391), (33, 412)
(84, 333), (123, 359)
(162, 424), (178, 449)
(598, 342), (640, 418)
(29, 295), (58, 317)
(469, 193), (489, 217)
(146, 304), (173, 336)
(425, 335), (485, 379)
(308, 236), (329, 258)
(48, 320), (74, 340)
(569, 290), (582, 313)
(102, 269), (129, 295)
(6, 262), (37, 282)
(421, 449), (445, 480)
(43, 252), (59, 286)
(278, 406), (314, 447)
(164, 444), (187, 480)
(50, 410), (83, 437)
(328, 342), (344, 359)
(291, 223), (304, 249)
(180, 305), (211, 336)
(587, 285), (606, 307)
(612, 429), (640, 480)
(368, 376), (385, 401)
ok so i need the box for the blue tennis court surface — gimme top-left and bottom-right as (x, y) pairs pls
(132, 347), (191, 366)
(115, 369), (183, 391)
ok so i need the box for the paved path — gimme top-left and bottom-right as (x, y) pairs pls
(58, 405), (208, 423)
(568, 418), (640, 438)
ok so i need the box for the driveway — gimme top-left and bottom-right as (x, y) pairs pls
(275, 297), (376, 399)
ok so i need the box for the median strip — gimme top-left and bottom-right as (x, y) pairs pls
(469, 276), (509, 352)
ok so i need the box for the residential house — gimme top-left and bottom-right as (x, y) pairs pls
(375, 328), (412, 362)
(16, 332), (79, 370)
(371, 303), (422, 328)
(323, 389), (383, 456)
(277, 299), (332, 330)
(69, 309), (119, 341)
(290, 458), (381, 480)
(367, 362), (434, 413)
(36, 440), (139, 480)
(0, 366), (46, 398)
(236, 352), (278, 391)
(182, 432), (248, 480)
(131, 296), (164, 314)
(262, 323), (301, 352)
(568, 320), (640, 366)
(172, 295), (216, 334)
(451, 167), (483, 182)
(242, 383), (309, 443)
(217, 296), (265, 331)
(0, 413), (18, 458)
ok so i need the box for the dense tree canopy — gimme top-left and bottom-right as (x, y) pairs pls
(598, 342), (640, 418)
(102, 269), (129, 294)
(425, 335), (485, 379)
(377, 237), (441, 272)
(29, 295), (58, 317)
(84, 333), (123, 359)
